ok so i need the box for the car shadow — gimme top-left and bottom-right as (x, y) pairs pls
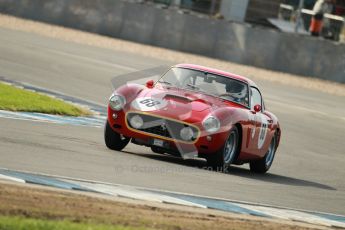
(122, 150), (336, 191)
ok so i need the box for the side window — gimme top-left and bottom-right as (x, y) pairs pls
(250, 87), (262, 111)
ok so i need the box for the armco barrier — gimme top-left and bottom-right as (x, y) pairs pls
(0, 0), (344, 83)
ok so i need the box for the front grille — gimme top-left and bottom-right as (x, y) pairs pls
(126, 112), (198, 142)
(141, 125), (172, 138)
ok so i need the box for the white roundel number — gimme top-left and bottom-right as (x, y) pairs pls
(249, 113), (256, 139)
(131, 97), (167, 111)
(140, 98), (161, 107)
(258, 115), (268, 149)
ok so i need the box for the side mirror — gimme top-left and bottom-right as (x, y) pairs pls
(254, 104), (261, 113)
(146, 80), (154, 88)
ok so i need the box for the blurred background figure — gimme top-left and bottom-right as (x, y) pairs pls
(310, 0), (335, 36)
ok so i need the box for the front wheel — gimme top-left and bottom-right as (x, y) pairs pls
(249, 132), (277, 174)
(206, 126), (240, 172)
(151, 146), (165, 154)
(104, 121), (130, 151)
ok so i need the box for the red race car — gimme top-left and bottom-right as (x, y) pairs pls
(105, 64), (281, 173)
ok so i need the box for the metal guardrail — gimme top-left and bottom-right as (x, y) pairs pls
(301, 8), (344, 21)
(147, 0), (219, 14)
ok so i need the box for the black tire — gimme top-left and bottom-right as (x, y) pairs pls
(151, 146), (165, 154)
(104, 121), (130, 151)
(206, 126), (240, 172)
(249, 132), (277, 174)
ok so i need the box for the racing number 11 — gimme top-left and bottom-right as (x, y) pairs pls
(258, 118), (268, 149)
(259, 123), (268, 141)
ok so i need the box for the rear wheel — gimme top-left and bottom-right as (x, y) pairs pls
(249, 132), (277, 173)
(206, 126), (240, 172)
(104, 121), (130, 151)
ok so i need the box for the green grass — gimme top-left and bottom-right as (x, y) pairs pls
(0, 82), (91, 116)
(0, 216), (148, 230)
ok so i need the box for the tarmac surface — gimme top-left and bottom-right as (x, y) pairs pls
(0, 27), (344, 215)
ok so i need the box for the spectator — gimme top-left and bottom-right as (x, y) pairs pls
(310, 0), (335, 36)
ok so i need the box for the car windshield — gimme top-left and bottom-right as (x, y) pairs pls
(157, 67), (249, 107)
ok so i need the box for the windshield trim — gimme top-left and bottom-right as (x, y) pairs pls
(250, 86), (265, 112)
(156, 67), (250, 109)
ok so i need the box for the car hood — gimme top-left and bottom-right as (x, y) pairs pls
(128, 86), (243, 122)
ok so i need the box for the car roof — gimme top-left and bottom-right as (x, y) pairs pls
(174, 63), (258, 88)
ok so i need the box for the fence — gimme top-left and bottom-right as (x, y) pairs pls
(279, 2), (345, 41)
(149, 0), (345, 41)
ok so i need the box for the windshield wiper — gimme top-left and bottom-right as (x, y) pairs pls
(185, 83), (200, 90)
(184, 84), (219, 97)
(158, 80), (172, 85)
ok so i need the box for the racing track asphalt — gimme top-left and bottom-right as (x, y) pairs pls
(0, 27), (345, 215)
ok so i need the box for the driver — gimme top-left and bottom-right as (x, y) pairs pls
(225, 81), (248, 106)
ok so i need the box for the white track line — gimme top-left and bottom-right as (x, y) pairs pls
(0, 174), (25, 183)
(235, 203), (345, 228)
(72, 181), (206, 208)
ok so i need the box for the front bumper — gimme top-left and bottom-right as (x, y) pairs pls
(107, 107), (228, 158)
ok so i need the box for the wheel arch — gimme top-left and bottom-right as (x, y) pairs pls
(234, 123), (243, 161)
(275, 126), (281, 148)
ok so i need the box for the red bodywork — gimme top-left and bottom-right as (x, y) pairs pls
(107, 64), (281, 162)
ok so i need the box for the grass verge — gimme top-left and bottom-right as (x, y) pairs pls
(0, 82), (91, 116)
(0, 216), (147, 230)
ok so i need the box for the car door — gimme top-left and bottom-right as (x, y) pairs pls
(248, 87), (271, 157)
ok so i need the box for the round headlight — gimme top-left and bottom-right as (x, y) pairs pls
(203, 116), (220, 133)
(180, 126), (194, 141)
(109, 94), (126, 111)
(129, 115), (144, 129)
